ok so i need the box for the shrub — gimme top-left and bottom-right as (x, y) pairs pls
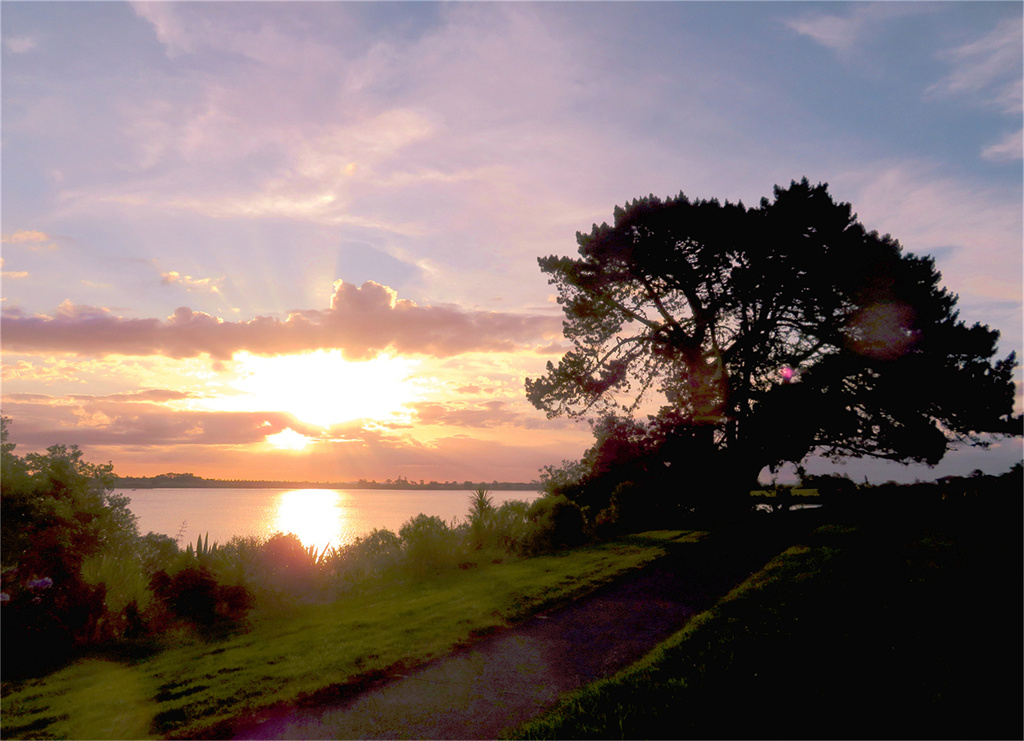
(0, 567), (107, 677)
(523, 494), (587, 554)
(399, 514), (463, 572)
(492, 499), (532, 555)
(148, 565), (253, 631)
(467, 487), (497, 551)
(209, 534), (260, 588)
(261, 532), (312, 576)
(253, 532), (320, 600)
(80, 548), (152, 640)
(0, 419), (140, 674)
(138, 532), (180, 575)
(350, 528), (403, 572)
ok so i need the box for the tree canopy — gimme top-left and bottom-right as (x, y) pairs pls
(527, 179), (1019, 506)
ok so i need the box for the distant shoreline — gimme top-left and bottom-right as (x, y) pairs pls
(114, 476), (540, 491)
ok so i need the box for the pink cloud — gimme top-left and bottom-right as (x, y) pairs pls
(1, 280), (561, 360)
(1, 388), (589, 481)
(1, 395), (306, 448)
(404, 399), (579, 431)
(68, 389), (200, 404)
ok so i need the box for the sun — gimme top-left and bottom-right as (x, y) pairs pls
(207, 350), (423, 428)
(265, 428), (314, 450)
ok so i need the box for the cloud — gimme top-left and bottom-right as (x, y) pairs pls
(981, 128), (1023, 163)
(68, 389), (200, 404)
(0, 280), (562, 360)
(838, 163), (1022, 304)
(406, 400), (520, 429)
(1, 259), (29, 279)
(1, 230), (56, 249)
(927, 17), (1023, 114)
(1, 391), (585, 482)
(785, 4), (927, 57)
(3, 36), (36, 54)
(161, 270), (224, 294)
(403, 398), (579, 432)
(0, 393), (304, 447)
(834, 161), (1022, 385)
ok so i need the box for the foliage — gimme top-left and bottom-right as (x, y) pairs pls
(0, 417), (548, 677)
(523, 495), (588, 553)
(1, 418), (140, 674)
(148, 565), (254, 631)
(1, 533), (677, 740)
(527, 180), (1021, 514)
(1, 418), (134, 577)
(342, 527), (404, 579)
(138, 532), (181, 575)
(399, 513), (465, 572)
(467, 487), (497, 550)
(492, 499), (533, 555)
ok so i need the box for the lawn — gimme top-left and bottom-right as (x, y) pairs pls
(0, 531), (692, 740)
(509, 504), (1023, 740)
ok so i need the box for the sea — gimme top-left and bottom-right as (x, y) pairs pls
(119, 488), (541, 553)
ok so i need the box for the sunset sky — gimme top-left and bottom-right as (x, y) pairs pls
(2, 1), (1021, 484)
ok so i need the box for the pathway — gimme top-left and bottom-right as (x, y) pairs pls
(229, 516), (815, 740)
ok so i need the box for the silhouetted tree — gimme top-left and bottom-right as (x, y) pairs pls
(527, 179), (1020, 517)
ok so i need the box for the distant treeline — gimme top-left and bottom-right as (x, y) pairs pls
(114, 472), (540, 491)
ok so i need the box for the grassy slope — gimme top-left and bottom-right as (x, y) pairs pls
(510, 505), (1023, 740)
(0, 532), (692, 740)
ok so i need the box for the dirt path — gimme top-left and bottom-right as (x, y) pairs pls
(228, 516), (815, 740)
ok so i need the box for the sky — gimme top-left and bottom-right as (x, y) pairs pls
(1, 1), (1021, 485)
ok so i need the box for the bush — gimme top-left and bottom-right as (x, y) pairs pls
(139, 532), (181, 575)
(399, 514), (464, 572)
(260, 532), (314, 577)
(350, 528), (403, 573)
(0, 569), (107, 676)
(492, 499), (532, 555)
(523, 495), (587, 554)
(0, 418), (142, 674)
(148, 565), (254, 631)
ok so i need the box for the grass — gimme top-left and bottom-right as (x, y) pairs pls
(508, 506), (1023, 740)
(0, 530), (694, 740)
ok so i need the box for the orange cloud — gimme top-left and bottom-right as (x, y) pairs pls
(1, 230), (56, 249)
(1, 280), (562, 360)
(161, 270), (224, 294)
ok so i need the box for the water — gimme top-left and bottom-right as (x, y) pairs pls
(120, 488), (540, 552)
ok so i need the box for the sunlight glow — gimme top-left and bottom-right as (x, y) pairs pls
(272, 489), (351, 551)
(265, 428), (314, 450)
(214, 350), (423, 427)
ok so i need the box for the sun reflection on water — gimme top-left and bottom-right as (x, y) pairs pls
(271, 489), (352, 552)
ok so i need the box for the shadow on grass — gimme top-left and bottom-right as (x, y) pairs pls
(509, 504), (1023, 740)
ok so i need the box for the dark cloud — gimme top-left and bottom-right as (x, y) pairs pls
(1, 280), (561, 360)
